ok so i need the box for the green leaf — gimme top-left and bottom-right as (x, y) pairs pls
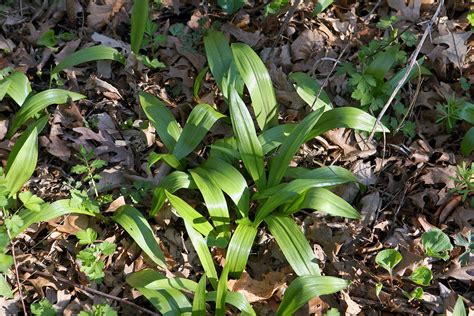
(5, 116), (48, 196)
(18, 191), (44, 212)
(458, 102), (474, 124)
(228, 86), (266, 189)
(201, 158), (250, 218)
(37, 29), (57, 48)
(165, 191), (215, 237)
(0, 71), (31, 106)
(421, 228), (453, 261)
(453, 296), (467, 316)
(113, 205), (166, 268)
(461, 127), (474, 156)
(375, 249), (402, 274)
(217, 0), (245, 14)
(204, 31), (232, 92)
(375, 283), (383, 298)
(8, 89), (85, 138)
(14, 199), (95, 239)
(289, 72), (332, 111)
(276, 275), (349, 316)
(282, 187), (360, 219)
(184, 221), (218, 289)
(267, 108), (324, 187)
(139, 91), (181, 151)
(172, 104), (225, 160)
(265, 215), (320, 276)
(0, 254), (13, 273)
(366, 46), (399, 81)
(192, 274), (207, 316)
(388, 58), (430, 91)
(0, 274), (12, 299)
(151, 171), (195, 216)
(53, 45), (125, 73)
(31, 298), (56, 316)
(206, 291), (256, 316)
(232, 43), (278, 130)
(409, 266), (433, 286)
(403, 287), (423, 301)
(76, 228), (98, 245)
(5, 215), (24, 236)
(145, 277), (198, 293)
(148, 152), (182, 170)
(126, 269), (192, 315)
(190, 167), (230, 238)
(285, 165), (357, 183)
(216, 267), (228, 316)
(226, 222), (258, 278)
(131, 0), (149, 54)
(313, 0), (333, 14)
(194, 66), (209, 99)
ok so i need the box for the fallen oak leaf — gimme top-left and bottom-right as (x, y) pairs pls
(227, 271), (286, 303)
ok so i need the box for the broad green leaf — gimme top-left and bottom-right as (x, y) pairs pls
(8, 89), (85, 138)
(285, 165), (356, 182)
(209, 137), (240, 164)
(76, 228), (98, 245)
(0, 274), (13, 298)
(216, 267), (228, 316)
(151, 171), (196, 216)
(232, 43), (278, 130)
(172, 104), (225, 160)
(126, 269), (192, 315)
(165, 191), (214, 237)
(461, 127), (474, 156)
(289, 72), (332, 111)
(453, 296), (467, 316)
(228, 86), (266, 189)
(375, 249), (402, 274)
(201, 158), (250, 217)
(308, 107), (389, 140)
(131, 0), (149, 54)
(421, 228), (453, 261)
(0, 254), (12, 273)
(14, 199), (95, 238)
(145, 277), (198, 293)
(113, 205), (166, 268)
(403, 286), (423, 302)
(206, 291), (256, 316)
(139, 91), (181, 151)
(194, 66), (209, 99)
(282, 187), (360, 219)
(388, 58), (430, 91)
(148, 152), (182, 170)
(53, 45), (126, 73)
(265, 215), (320, 276)
(267, 108), (324, 187)
(192, 274), (207, 316)
(276, 275), (349, 316)
(184, 221), (218, 289)
(458, 102), (474, 124)
(5, 116), (48, 196)
(217, 0), (245, 14)
(204, 31), (232, 92)
(313, 0), (333, 14)
(366, 46), (399, 81)
(190, 168), (230, 237)
(0, 71), (31, 106)
(226, 222), (258, 278)
(18, 191), (44, 212)
(409, 266), (432, 286)
(259, 123), (295, 154)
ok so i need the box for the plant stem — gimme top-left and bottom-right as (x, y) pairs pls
(7, 230), (27, 315)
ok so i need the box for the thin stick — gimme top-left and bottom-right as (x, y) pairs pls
(8, 235), (27, 315)
(367, 0), (445, 142)
(19, 266), (160, 316)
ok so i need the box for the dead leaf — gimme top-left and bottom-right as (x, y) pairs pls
(227, 271), (286, 303)
(387, 0), (421, 22)
(222, 23), (266, 48)
(433, 31), (473, 66)
(87, 0), (126, 30)
(360, 191), (381, 226)
(419, 165), (457, 189)
(291, 29), (324, 62)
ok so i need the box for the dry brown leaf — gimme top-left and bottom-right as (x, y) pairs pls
(433, 31), (473, 66)
(227, 271), (286, 303)
(291, 29), (324, 62)
(420, 165), (457, 189)
(387, 0), (421, 22)
(221, 23), (266, 48)
(86, 0), (126, 30)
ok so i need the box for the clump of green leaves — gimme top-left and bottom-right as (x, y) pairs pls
(402, 286), (424, 302)
(451, 162), (474, 203)
(409, 266), (433, 286)
(31, 298), (56, 316)
(421, 228), (453, 261)
(37, 29), (75, 50)
(78, 303), (117, 316)
(455, 231), (473, 266)
(71, 145), (107, 197)
(76, 228), (116, 282)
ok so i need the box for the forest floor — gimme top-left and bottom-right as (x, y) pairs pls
(0, 0), (473, 315)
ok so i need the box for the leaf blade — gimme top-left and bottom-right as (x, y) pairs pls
(53, 45), (125, 73)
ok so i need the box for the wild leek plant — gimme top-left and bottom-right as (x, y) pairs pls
(123, 30), (389, 314)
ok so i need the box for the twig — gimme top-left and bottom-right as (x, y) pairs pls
(367, 0), (445, 142)
(19, 266), (160, 316)
(7, 235), (27, 315)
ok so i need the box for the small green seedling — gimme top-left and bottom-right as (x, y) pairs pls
(421, 229), (453, 261)
(455, 231), (473, 266)
(375, 282), (383, 298)
(402, 287), (423, 302)
(409, 266), (432, 286)
(451, 162), (474, 203)
(76, 228), (116, 282)
(453, 296), (467, 316)
(31, 298), (56, 316)
(78, 303), (117, 316)
(72, 145), (107, 198)
(375, 249), (402, 275)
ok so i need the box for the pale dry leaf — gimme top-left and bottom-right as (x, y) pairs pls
(221, 23), (266, 48)
(87, 0), (125, 30)
(291, 29), (324, 62)
(433, 31), (473, 66)
(419, 165), (457, 189)
(227, 271), (286, 303)
(387, 0), (421, 22)
(360, 191), (381, 227)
